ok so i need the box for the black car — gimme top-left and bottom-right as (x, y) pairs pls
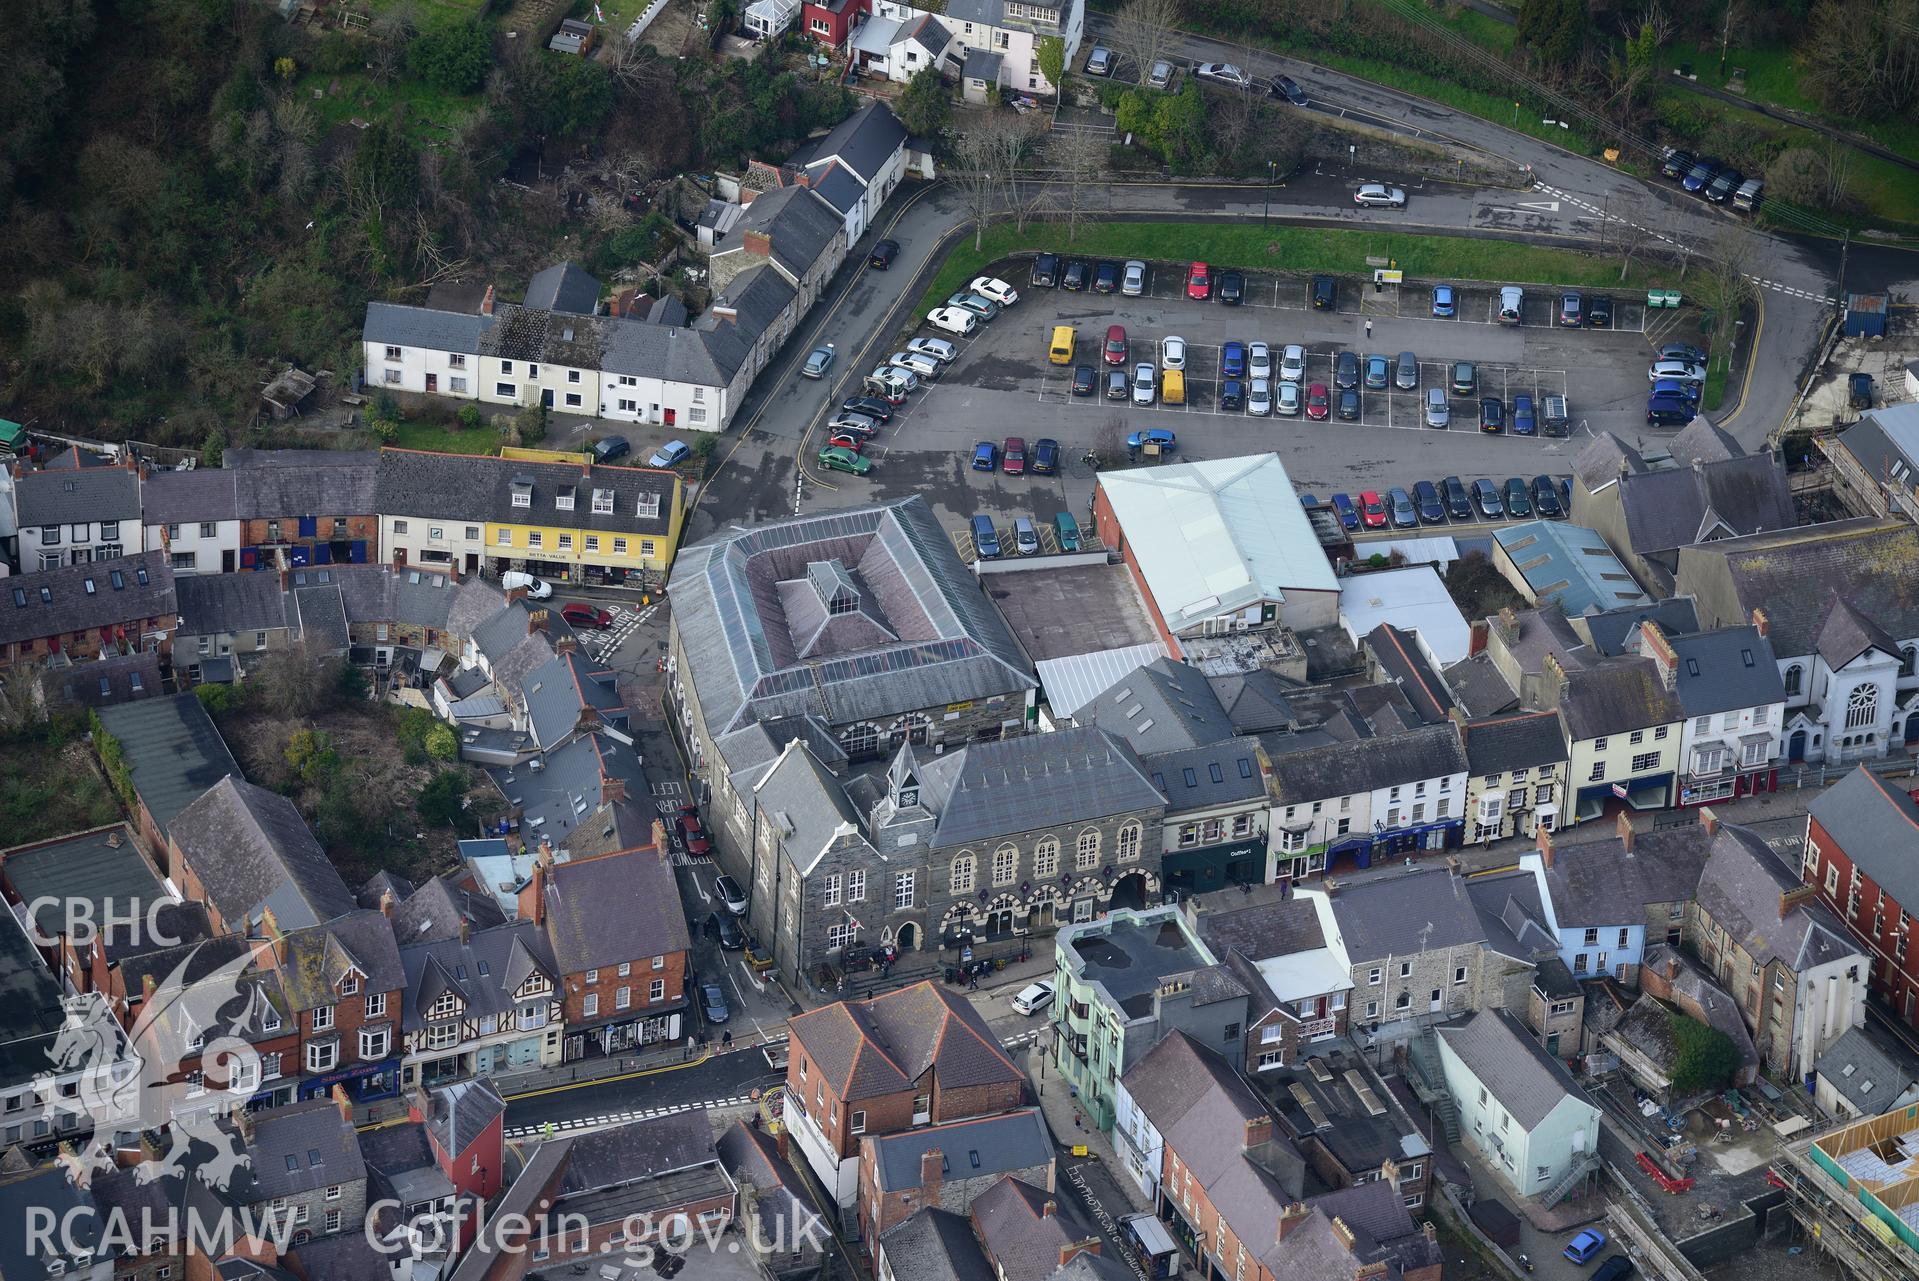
(1531, 474), (1564, 518)
(1479, 398), (1505, 433)
(1220, 379), (1245, 411)
(707, 911), (745, 950)
(1504, 477), (1533, 517)
(1031, 438), (1060, 474)
(868, 239), (899, 269)
(1071, 364), (1097, 396)
(1412, 480), (1446, 524)
(1705, 167), (1743, 203)
(1062, 259), (1088, 291)
(591, 435), (631, 464)
(1093, 261), (1120, 293)
(1441, 475), (1473, 520)
(1106, 369), (1130, 400)
(1334, 350), (1360, 390)
(1660, 150), (1694, 180)
(841, 395), (895, 423)
(1271, 75), (1308, 105)
(1312, 275), (1337, 310)
(1218, 270), (1245, 305)
(1587, 294), (1613, 328)
(1849, 372), (1875, 410)
(1336, 387), (1361, 420)
(1031, 252), (1060, 287)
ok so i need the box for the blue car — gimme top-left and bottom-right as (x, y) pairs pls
(1512, 394), (1537, 436)
(1127, 428), (1177, 450)
(1300, 493), (1319, 506)
(1221, 341), (1247, 379)
(971, 441), (998, 471)
(1564, 1230), (1608, 1264)
(1330, 493), (1360, 530)
(647, 440), (692, 468)
(1651, 378), (1699, 403)
(1431, 285), (1455, 317)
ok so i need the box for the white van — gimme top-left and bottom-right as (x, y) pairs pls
(1498, 286), (1524, 324)
(927, 307), (978, 336)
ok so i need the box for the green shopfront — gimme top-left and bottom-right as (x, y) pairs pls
(1163, 836), (1268, 896)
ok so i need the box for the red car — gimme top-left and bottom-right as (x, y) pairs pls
(826, 432), (865, 453)
(1305, 382), (1331, 420)
(678, 811), (711, 855)
(1004, 436), (1027, 475)
(1104, 324), (1129, 367)
(561, 602), (613, 629)
(1359, 491), (1389, 529)
(1186, 261), (1211, 301)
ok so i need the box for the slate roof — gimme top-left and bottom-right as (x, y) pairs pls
(1618, 453), (1796, 556)
(1542, 823), (1718, 924)
(1466, 869), (1558, 962)
(1833, 402), (1919, 490)
(51, 648), (163, 710)
(752, 739), (871, 875)
(716, 1121), (827, 1258)
(787, 979), (1021, 1103)
(878, 1208), (996, 1281)
(1266, 723), (1467, 803)
(538, 844), (691, 978)
(1635, 948), (1760, 1077)
(1809, 767), (1919, 913)
(970, 1175), (1097, 1281)
(239, 1098), (365, 1201)
(1693, 825), (1858, 972)
(524, 262), (602, 315)
(387, 871), (509, 944)
(1194, 899), (1327, 964)
(1143, 736), (1266, 815)
(0, 551), (175, 647)
(801, 99), (907, 185)
(325, 562), (463, 631)
(803, 162), (865, 216)
(668, 497), (1035, 737)
(1460, 711), (1567, 777)
(1436, 1008), (1593, 1129)
(375, 448), (676, 535)
(1556, 657), (1683, 741)
(1365, 624), (1454, 724)
(720, 183), (844, 283)
(1581, 597), (1700, 657)
(1440, 653), (1519, 719)
(297, 579), (363, 652)
(487, 731), (648, 853)
(176, 571), (291, 636)
(1813, 594), (1903, 670)
(910, 727), (1162, 846)
(427, 1077), (508, 1159)
(1666, 624), (1785, 715)
(401, 920), (558, 1031)
(869, 1109), (1050, 1191)
(707, 264), (796, 338)
(523, 650), (624, 750)
(14, 459), (140, 525)
(0, 1167), (104, 1279)
(276, 908), (406, 1011)
(1321, 869), (1487, 964)
(1816, 1023), (1919, 1116)
(1573, 432), (1647, 494)
(363, 302), (491, 356)
(1082, 656), (1235, 752)
(226, 449), (380, 517)
(142, 466), (240, 524)
(170, 777), (355, 931)
(555, 1111), (721, 1197)
(1121, 1030), (1254, 1129)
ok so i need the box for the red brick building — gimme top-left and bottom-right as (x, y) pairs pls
(1803, 765), (1919, 1028)
(227, 448), (379, 570)
(261, 909), (406, 1105)
(0, 551), (175, 670)
(801, 0), (867, 46)
(413, 1077), (509, 1250)
(855, 1108), (1054, 1247)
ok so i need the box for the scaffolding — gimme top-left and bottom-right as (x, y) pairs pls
(1771, 1107), (1919, 1281)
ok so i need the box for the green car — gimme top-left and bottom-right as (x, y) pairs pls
(818, 445), (871, 476)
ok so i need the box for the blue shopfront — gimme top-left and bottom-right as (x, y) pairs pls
(1573, 771), (1673, 825)
(297, 1058), (401, 1106)
(1325, 816), (1464, 873)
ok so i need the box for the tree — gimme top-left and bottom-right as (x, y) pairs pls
(1516, 0), (1591, 68)
(425, 724), (458, 761)
(193, 682), (246, 716)
(408, 23), (493, 95)
(1037, 35), (1066, 93)
(417, 769), (471, 830)
(1107, 0), (1180, 89)
(1696, 227), (1759, 352)
(1668, 1012), (1740, 1094)
(522, 55), (615, 137)
(950, 127), (1005, 249)
(514, 401), (549, 444)
(1767, 141), (1854, 212)
(251, 643), (335, 718)
(285, 728), (341, 786)
(1049, 127), (1110, 243)
(1803, 0), (1919, 121)
(896, 65), (951, 138)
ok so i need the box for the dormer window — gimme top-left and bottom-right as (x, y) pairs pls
(593, 489), (614, 514)
(339, 975), (359, 996)
(636, 492), (661, 520)
(556, 487), (575, 512)
(511, 477), (534, 508)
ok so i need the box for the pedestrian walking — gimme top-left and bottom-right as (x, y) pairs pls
(722, 1031), (733, 1049)
(1364, 318), (1373, 339)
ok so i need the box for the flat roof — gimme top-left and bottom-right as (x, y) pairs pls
(988, 562), (1161, 662)
(1064, 909), (1212, 1018)
(1337, 566), (1472, 665)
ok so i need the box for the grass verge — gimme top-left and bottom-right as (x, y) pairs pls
(1702, 349), (1732, 413)
(393, 419), (501, 455)
(920, 222), (1665, 318)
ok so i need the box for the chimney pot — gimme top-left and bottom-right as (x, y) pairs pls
(1699, 806), (1721, 839)
(1042, 1200), (1057, 1218)
(1616, 811), (1636, 855)
(481, 285), (496, 316)
(378, 889), (398, 919)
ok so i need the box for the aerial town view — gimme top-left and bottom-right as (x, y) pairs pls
(3, 2), (1919, 1281)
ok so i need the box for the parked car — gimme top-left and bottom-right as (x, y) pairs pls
(1122, 260), (1148, 296)
(1337, 387), (1360, 420)
(1093, 261), (1120, 293)
(1162, 335), (1187, 369)
(648, 440), (692, 468)
(1650, 359), (1707, 384)
(1012, 516), (1039, 556)
(868, 364), (917, 395)
(842, 395), (894, 423)
(1070, 365), (1097, 396)
(1563, 1230), (1608, 1265)
(1498, 286), (1523, 323)
(1003, 437), (1027, 475)
(1031, 253), (1059, 287)
(1105, 369), (1129, 400)
(1658, 343), (1707, 365)
(1472, 478), (1505, 519)
(1587, 295), (1613, 328)
(1354, 183), (1407, 208)
(592, 435), (631, 463)
(1479, 397), (1505, 433)
(817, 445), (870, 475)
(1248, 378), (1272, 416)
(1132, 363), (1157, 406)
(824, 431), (866, 454)
(1305, 383), (1330, 420)
(1431, 284), (1456, 317)
(715, 874), (749, 915)
(1532, 475), (1564, 518)
(868, 239), (899, 269)
(1364, 354), (1390, 390)
(1248, 342), (1273, 380)
(1276, 381), (1302, 416)
(1651, 378), (1700, 404)
(801, 341), (834, 378)
(1186, 261), (1212, 300)
(1358, 491), (1389, 529)
(1660, 149), (1694, 180)
(1331, 493), (1359, 530)
(971, 514), (1001, 558)
(1682, 157), (1721, 193)
(1280, 344), (1306, 381)
(1218, 270), (1245, 305)
(948, 291), (999, 319)
(1062, 259), (1088, 290)
(1542, 393), (1570, 436)
(1085, 44), (1114, 76)
(1312, 275), (1337, 310)
(926, 307), (977, 336)
(1222, 341), (1247, 379)
(1412, 480), (1446, 524)
(1647, 395), (1696, 427)
(1147, 60), (1174, 89)
(1272, 74), (1308, 105)
(1424, 387), (1451, 429)
(1395, 351), (1419, 390)
(1334, 350), (1359, 389)
(1504, 477), (1533, 517)
(1012, 981), (1055, 1015)
(1849, 372), (1875, 409)
(1590, 1255), (1635, 1281)
(1705, 167), (1743, 203)
(908, 336), (957, 364)
(971, 441), (998, 472)
(562, 602), (613, 629)
(1127, 428), (1177, 451)
(701, 982), (730, 1024)
(1031, 438), (1060, 475)
(1387, 487), (1418, 529)
(1511, 394), (1536, 436)
(1559, 293), (1583, 327)
(1441, 475), (1472, 520)
(708, 911), (745, 950)
(1194, 62), (1251, 87)
(1220, 379), (1246, 411)
(890, 350), (940, 381)
(1054, 511), (1081, 550)
(1451, 362), (1476, 395)
(969, 276), (1019, 306)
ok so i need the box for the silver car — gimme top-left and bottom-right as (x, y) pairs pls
(1132, 363), (1156, 406)
(1280, 344), (1306, 382)
(1424, 387), (1451, 428)
(1248, 341), (1272, 380)
(1276, 382), (1301, 416)
(1148, 60), (1174, 89)
(1122, 260), (1147, 297)
(1395, 351), (1419, 390)
(1248, 378), (1272, 416)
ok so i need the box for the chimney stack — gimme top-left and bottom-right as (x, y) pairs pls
(1423, 1221), (1438, 1245)
(1493, 608), (1520, 646)
(378, 889), (398, 920)
(919, 1148), (944, 1199)
(602, 773), (626, 805)
(332, 1083), (353, 1125)
(1276, 1202), (1311, 1244)
(1637, 620), (1678, 689)
(261, 906), (288, 966)
(236, 1107), (256, 1145)
(480, 285), (496, 316)
(1381, 1157), (1401, 1190)
(1699, 806), (1721, 839)
(506, 586), (529, 605)
(1615, 810), (1636, 856)
(1322, 877), (1339, 898)
(1751, 608), (1770, 638)
(1244, 1115), (1274, 1149)
(279, 564), (291, 593)
(526, 608), (548, 635)
(1780, 884), (1818, 920)
(1330, 1217), (1356, 1250)
(459, 917), (471, 945)
(1535, 823), (1555, 870)
(1042, 1200), (1057, 1218)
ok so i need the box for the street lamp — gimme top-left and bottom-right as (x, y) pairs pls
(1263, 159), (1276, 225)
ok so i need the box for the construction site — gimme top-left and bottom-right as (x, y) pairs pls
(1772, 1104), (1919, 1281)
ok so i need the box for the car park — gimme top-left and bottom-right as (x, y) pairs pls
(1331, 493), (1359, 530)
(1358, 491), (1388, 528)
(908, 336), (956, 365)
(1412, 480), (1445, 524)
(1659, 343), (1707, 365)
(818, 445), (870, 475)
(1564, 1230), (1608, 1265)
(870, 364), (918, 394)
(801, 345), (835, 379)
(1221, 380), (1246, 412)
(1248, 342), (1272, 380)
(1003, 437), (1027, 474)
(1532, 475), (1564, 517)
(970, 276), (1019, 306)
(1354, 183), (1407, 208)
(701, 982), (730, 1024)
(1442, 476), (1472, 520)
(1511, 394), (1536, 436)
(1148, 60), (1174, 89)
(1248, 378), (1272, 416)
(891, 350), (941, 380)
(647, 440), (691, 468)
(1336, 388), (1360, 421)
(1133, 364), (1157, 406)
(1106, 369), (1129, 400)
(562, 602), (613, 629)
(1650, 359), (1706, 384)
(1054, 511), (1081, 550)
(1334, 350), (1359, 389)
(1559, 293), (1583, 327)
(1063, 260), (1088, 290)
(1122, 260), (1147, 296)
(1103, 325), (1130, 367)
(1277, 382), (1302, 416)
(592, 435), (631, 464)
(1472, 479), (1504, 519)
(1364, 354), (1390, 390)
(1049, 325), (1076, 365)
(1162, 336), (1187, 370)
(1424, 388), (1451, 428)
(949, 291), (999, 319)
(1706, 168), (1743, 203)
(1219, 270), (1245, 304)
(1031, 253), (1059, 287)
(827, 410), (881, 436)
(1128, 427), (1177, 451)
(1504, 478), (1533, 516)
(868, 239), (899, 269)
(715, 874), (749, 915)
(1312, 276), (1337, 310)
(1012, 516), (1039, 555)
(1479, 398), (1505, 433)
(1012, 981), (1056, 1015)
(1085, 44), (1114, 75)
(1186, 262), (1212, 300)
(1395, 351), (1418, 390)
(1222, 341), (1247, 379)
(1587, 295), (1613, 328)
(1032, 438), (1060, 474)
(1661, 150), (1693, 179)
(1070, 365), (1096, 396)
(1272, 75), (1308, 104)
(1451, 362), (1476, 395)
(1280, 344), (1306, 381)
(971, 441), (998, 472)
(1431, 285), (1456, 317)
(1498, 286), (1524, 323)
(1195, 62), (1251, 87)
(1093, 261), (1120, 293)
(1682, 157), (1720, 193)
(926, 307), (977, 336)
(971, 514), (1001, 558)
(1387, 488), (1418, 529)
(1306, 383), (1330, 420)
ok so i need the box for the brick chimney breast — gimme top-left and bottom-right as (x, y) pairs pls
(1699, 806), (1721, 839)
(920, 1148), (944, 1196)
(1751, 607), (1770, 638)
(1615, 810), (1636, 856)
(743, 229), (773, 259)
(481, 285), (496, 316)
(1535, 823), (1555, 869)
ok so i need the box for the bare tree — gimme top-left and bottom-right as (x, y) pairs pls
(252, 643), (338, 719)
(1108, 0), (1182, 86)
(1049, 127), (1110, 243)
(1092, 416), (1125, 467)
(605, 33), (676, 99)
(1696, 228), (1760, 352)
(949, 129), (1003, 250)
